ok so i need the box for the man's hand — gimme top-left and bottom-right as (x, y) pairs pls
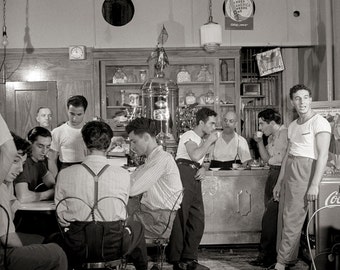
(195, 167), (205, 181)
(273, 182), (282, 201)
(306, 184), (319, 201)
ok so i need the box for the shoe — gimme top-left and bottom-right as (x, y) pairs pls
(173, 261), (187, 270)
(185, 260), (209, 270)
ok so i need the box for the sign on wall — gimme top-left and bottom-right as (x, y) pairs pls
(256, 48), (285, 77)
(224, 0), (254, 30)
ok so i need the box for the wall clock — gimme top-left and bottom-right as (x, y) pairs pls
(69, 45), (86, 60)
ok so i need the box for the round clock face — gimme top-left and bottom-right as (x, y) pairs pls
(70, 46), (85, 59)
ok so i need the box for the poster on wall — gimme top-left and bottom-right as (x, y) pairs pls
(256, 48), (285, 77)
(224, 0), (254, 30)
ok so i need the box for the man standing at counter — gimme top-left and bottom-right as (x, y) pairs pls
(272, 84), (331, 270)
(209, 111), (251, 170)
(167, 107), (219, 270)
(249, 109), (288, 268)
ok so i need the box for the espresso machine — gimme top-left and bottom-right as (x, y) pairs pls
(141, 49), (179, 155)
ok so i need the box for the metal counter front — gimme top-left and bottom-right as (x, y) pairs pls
(201, 169), (268, 245)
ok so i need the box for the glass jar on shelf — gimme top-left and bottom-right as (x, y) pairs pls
(112, 68), (128, 84)
(176, 66), (191, 83)
(185, 90), (196, 105)
(196, 65), (212, 82)
(139, 69), (147, 83)
(205, 89), (215, 104)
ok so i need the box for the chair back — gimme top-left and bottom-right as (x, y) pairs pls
(55, 163), (127, 265)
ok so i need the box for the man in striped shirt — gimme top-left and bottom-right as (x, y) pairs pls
(126, 118), (183, 239)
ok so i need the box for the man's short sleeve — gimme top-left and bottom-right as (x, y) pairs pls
(313, 115), (331, 135)
(0, 114), (12, 147)
(50, 128), (59, 152)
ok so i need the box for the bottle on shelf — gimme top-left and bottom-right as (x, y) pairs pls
(220, 60), (228, 81)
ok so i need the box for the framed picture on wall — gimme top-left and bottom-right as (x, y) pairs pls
(241, 82), (261, 96)
(256, 47), (284, 77)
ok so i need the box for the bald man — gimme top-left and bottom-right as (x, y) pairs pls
(209, 111), (251, 170)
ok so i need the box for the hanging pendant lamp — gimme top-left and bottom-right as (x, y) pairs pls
(200, 0), (222, 53)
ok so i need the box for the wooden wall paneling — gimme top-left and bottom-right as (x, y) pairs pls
(5, 81), (57, 137)
(57, 80), (94, 125)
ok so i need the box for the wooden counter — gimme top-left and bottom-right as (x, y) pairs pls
(201, 169), (269, 245)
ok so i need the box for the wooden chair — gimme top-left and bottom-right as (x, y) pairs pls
(56, 195), (128, 270)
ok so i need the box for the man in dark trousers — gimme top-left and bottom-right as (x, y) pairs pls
(249, 109), (288, 268)
(167, 107), (219, 270)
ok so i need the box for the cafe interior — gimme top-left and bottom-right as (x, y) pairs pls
(1, 0), (340, 270)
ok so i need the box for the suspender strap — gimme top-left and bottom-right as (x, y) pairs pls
(81, 163), (110, 221)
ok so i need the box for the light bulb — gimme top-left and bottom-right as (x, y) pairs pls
(2, 35), (8, 47)
(2, 26), (8, 47)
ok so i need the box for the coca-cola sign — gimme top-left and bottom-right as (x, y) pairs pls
(325, 191), (340, 206)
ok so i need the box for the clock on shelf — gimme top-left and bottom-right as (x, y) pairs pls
(69, 45), (86, 60)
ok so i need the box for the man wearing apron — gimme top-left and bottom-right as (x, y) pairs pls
(272, 84), (331, 270)
(209, 111), (251, 170)
(167, 107), (219, 270)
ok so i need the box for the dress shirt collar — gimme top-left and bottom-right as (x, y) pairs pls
(146, 145), (163, 161)
(83, 154), (108, 163)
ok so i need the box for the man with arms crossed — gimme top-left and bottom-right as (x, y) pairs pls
(249, 109), (288, 268)
(167, 107), (219, 270)
(0, 116), (67, 270)
(50, 95), (88, 172)
(272, 84), (331, 270)
(126, 117), (183, 239)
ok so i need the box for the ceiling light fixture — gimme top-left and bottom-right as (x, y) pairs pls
(200, 0), (222, 53)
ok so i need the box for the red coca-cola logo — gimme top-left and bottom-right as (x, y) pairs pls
(325, 191), (340, 206)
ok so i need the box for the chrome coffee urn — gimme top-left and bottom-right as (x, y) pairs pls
(141, 63), (179, 153)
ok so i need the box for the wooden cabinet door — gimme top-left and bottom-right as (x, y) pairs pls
(5, 81), (57, 137)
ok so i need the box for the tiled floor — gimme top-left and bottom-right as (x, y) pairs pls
(126, 247), (310, 270)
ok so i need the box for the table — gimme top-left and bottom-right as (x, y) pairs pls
(17, 200), (56, 211)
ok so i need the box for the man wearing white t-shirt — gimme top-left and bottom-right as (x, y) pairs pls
(272, 84), (331, 270)
(50, 95), (88, 172)
(167, 107), (219, 270)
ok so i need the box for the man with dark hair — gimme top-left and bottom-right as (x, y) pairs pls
(55, 120), (148, 270)
(50, 95), (88, 171)
(36, 107), (53, 131)
(126, 117), (183, 239)
(167, 107), (219, 270)
(272, 84), (331, 270)
(14, 127), (55, 203)
(249, 109), (288, 268)
(0, 132), (68, 270)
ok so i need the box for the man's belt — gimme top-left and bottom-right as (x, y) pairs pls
(176, 158), (201, 170)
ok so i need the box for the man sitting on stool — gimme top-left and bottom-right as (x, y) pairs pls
(126, 117), (183, 239)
